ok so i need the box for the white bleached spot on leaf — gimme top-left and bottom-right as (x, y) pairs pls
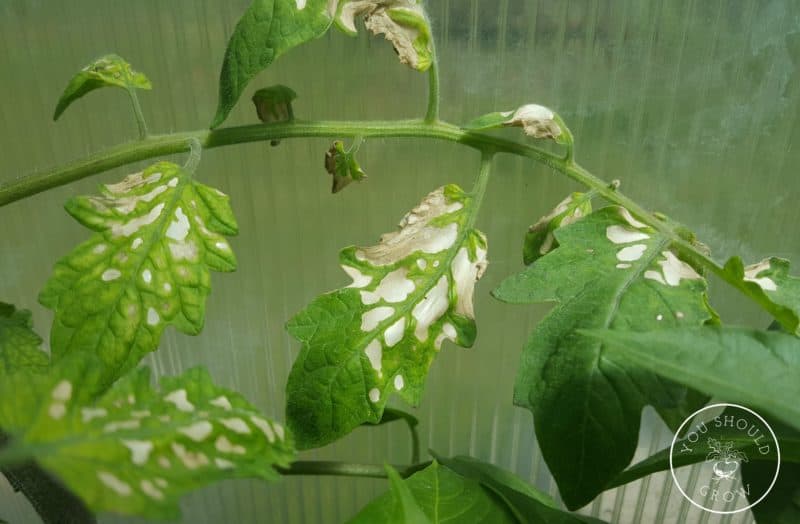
(412, 275), (449, 341)
(102, 269), (122, 282)
(273, 423), (285, 441)
(179, 421), (214, 442)
(451, 243), (488, 319)
(168, 240), (199, 261)
(210, 396), (233, 411)
(146, 307), (160, 326)
(606, 225), (650, 244)
(122, 440), (153, 465)
(342, 265), (372, 288)
(384, 317), (405, 347)
(165, 207), (190, 241)
(250, 415), (276, 442)
(48, 403), (66, 420)
(131, 410), (150, 418)
(296, 0), (307, 8)
(163, 282), (172, 293)
(93, 244), (107, 254)
(164, 389), (194, 412)
(111, 202), (165, 237)
(394, 374), (404, 390)
(215, 435), (246, 455)
(365, 339), (383, 374)
(616, 244), (647, 262)
(361, 306), (394, 331)
(131, 237), (143, 250)
(157, 456), (171, 469)
(616, 263), (632, 269)
(360, 268), (415, 304)
(618, 207), (648, 229)
(81, 407), (107, 422)
(215, 458), (235, 469)
(140, 480), (164, 500)
(220, 418), (251, 435)
(505, 104), (561, 139)
(142, 269), (152, 284)
(368, 388), (381, 403)
(659, 251), (701, 286)
(656, 314), (664, 321)
(103, 420), (140, 432)
(744, 260), (778, 291)
(644, 270), (667, 285)
(171, 443), (209, 469)
(416, 258), (427, 269)
(52, 380), (72, 401)
(97, 471), (132, 496)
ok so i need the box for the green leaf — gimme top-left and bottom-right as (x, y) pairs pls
(53, 54), (151, 121)
(745, 460), (800, 523)
(348, 461), (517, 524)
(584, 326), (800, 432)
(336, 1), (433, 71)
(286, 184), (487, 449)
(493, 206), (714, 509)
(0, 364), (294, 520)
(608, 409), (799, 489)
(368, 407), (418, 428)
(39, 161), (238, 394)
(522, 192), (592, 265)
(432, 454), (608, 524)
(211, 0), (335, 128)
(325, 139), (367, 193)
(0, 302), (48, 376)
(723, 256), (800, 335)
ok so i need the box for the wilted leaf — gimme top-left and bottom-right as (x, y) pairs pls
(39, 161), (238, 393)
(325, 139), (367, 193)
(493, 206), (714, 509)
(252, 84), (297, 123)
(286, 184), (487, 449)
(212, 0), (335, 128)
(0, 302), (48, 376)
(53, 54), (151, 121)
(0, 364), (294, 520)
(464, 104), (570, 143)
(522, 192), (592, 264)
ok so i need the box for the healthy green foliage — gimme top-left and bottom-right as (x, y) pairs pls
(0, 302), (48, 376)
(585, 326), (800, 431)
(522, 192), (592, 265)
(286, 184), (487, 449)
(39, 161), (238, 393)
(745, 461), (800, 523)
(432, 454), (607, 524)
(0, 364), (294, 519)
(607, 409), (799, 489)
(53, 54), (151, 121)
(494, 205), (714, 509)
(723, 256), (800, 335)
(348, 461), (517, 524)
(325, 138), (367, 193)
(211, 0), (335, 128)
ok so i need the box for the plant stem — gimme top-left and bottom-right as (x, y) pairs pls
(277, 460), (431, 479)
(126, 88), (148, 139)
(0, 119), (786, 324)
(425, 58), (440, 123)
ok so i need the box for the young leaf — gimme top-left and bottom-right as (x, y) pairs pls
(493, 206), (714, 509)
(53, 54), (151, 121)
(723, 256), (800, 335)
(211, 0), (335, 128)
(464, 104), (571, 144)
(745, 461), (800, 523)
(432, 454), (608, 524)
(39, 161), (238, 393)
(325, 139), (367, 193)
(0, 302), (48, 376)
(348, 461), (517, 524)
(584, 326), (800, 432)
(0, 364), (294, 520)
(336, 1), (433, 71)
(522, 192), (592, 265)
(286, 184), (487, 449)
(252, 84), (298, 123)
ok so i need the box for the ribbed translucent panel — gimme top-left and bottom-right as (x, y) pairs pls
(1, 1), (798, 522)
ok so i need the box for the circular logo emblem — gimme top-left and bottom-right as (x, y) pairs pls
(670, 403), (780, 514)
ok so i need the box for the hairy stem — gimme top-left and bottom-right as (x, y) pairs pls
(277, 460), (431, 479)
(126, 88), (148, 140)
(0, 119), (783, 324)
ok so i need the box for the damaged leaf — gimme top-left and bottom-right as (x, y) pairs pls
(39, 161), (238, 394)
(286, 185), (487, 449)
(335, 0), (433, 71)
(523, 192), (593, 265)
(464, 104), (571, 144)
(325, 139), (367, 193)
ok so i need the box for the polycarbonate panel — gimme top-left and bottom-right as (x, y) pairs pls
(1, 1), (798, 523)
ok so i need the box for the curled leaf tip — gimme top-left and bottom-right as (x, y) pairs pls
(324, 140), (367, 193)
(336, 0), (433, 71)
(506, 104), (562, 139)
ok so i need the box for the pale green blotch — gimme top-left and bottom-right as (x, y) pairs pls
(39, 161), (238, 393)
(286, 184), (488, 449)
